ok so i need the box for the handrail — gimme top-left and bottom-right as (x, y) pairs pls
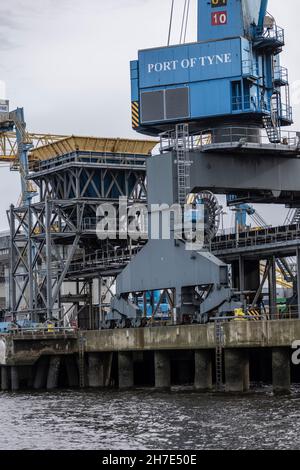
(242, 60), (259, 77)
(68, 245), (143, 273)
(192, 126), (299, 150)
(262, 24), (284, 42)
(212, 312), (299, 322)
(31, 151), (147, 173)
(212, 223), (300, 252)
(255, 24), (285, 45)
(2, 327), (78, 337)
(274, 66), (289, 84)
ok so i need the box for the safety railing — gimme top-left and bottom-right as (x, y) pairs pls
(68, 245), (143, 274)
(242, 60), (259, 78)
(217, 225), (272, 237)
(279, 103), (293, 122)
(82, 217), (101, 232)
(262, 24), (284, 43)
(3, 327), (78, 337)
(31, 151), (147, 173)
(82, 217), (148, 236)
(255, 24), (285, 46)
(274, 66), (289, 85)
(0, 248), (9, 257)
(193, 127), (300, 151)
(159, 129), (177, 154)
(212, 223), (300, 252)
(212, 309), (300, 323)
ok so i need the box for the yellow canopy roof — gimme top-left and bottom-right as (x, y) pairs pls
(29, 136), (158, 161)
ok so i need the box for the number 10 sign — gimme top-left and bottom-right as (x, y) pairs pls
(211, 11), (228, 26)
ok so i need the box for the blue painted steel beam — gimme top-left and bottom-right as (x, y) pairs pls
(14, 108), (35, 206)
(258, 0), (268, 31)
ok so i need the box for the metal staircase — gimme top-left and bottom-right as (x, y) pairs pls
(284, 208), (300, 226)
(292, 210), (300, 225)
(215, 320), (225, 392)
(262, 94), (281, 144)
(276, 258), (295, 284)
(262, 115), (281, 144)
(175, 124), (191, 205)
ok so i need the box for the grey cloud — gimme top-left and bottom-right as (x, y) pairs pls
(0, 32), (20, 51)
(0, 0), (75, 50)
(0, 13), (21, 31)
(0, 0), (75, 25)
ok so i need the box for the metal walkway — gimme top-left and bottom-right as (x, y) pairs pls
(67, 246), (144, 278)
(212, 223), (300, 259)
(186, 126), (300, 156)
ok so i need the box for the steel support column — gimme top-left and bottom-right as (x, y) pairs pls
(269, 256), (277, 319)
(45, 199), (53, 320)
(27, 203), (34, 312)
(297, 248), (300, 319)
(9, 205), (16, 313)
(239, 255), (245, 305)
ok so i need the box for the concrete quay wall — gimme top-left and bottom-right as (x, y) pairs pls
(84, 320), (300, 353)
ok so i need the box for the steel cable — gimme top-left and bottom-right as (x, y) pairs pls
(167, 0), (175, 46)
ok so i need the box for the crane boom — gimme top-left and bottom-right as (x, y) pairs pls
(0, 105), (68, 205)
(0, 131), (68, 163)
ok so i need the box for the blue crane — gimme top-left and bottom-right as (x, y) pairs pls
(234, 203), (268, 231)
(130, 0), (291, 141)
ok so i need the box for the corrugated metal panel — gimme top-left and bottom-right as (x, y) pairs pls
(29, 136), (158, 161)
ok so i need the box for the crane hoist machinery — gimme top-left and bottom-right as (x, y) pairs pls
(130, 0), (291, 143)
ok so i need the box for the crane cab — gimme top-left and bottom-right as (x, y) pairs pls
(130, 0), (292, 137)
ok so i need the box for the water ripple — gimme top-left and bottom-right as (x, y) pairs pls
(0, 389), (300, 450)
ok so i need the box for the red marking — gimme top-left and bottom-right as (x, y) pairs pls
(211, 11), (228, 26)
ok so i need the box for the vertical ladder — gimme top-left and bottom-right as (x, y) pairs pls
(78, 334), (86, 388)
(284, 83), (291, 121)
(175, 124), (191, 205)
(215, 320), (225, 392)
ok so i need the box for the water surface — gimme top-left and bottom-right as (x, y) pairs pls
(0, 388), (299, 450)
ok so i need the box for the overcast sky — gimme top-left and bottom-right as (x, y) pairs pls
(0, 0), (299, 229)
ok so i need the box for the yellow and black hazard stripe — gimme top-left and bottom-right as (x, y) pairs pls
(248, 309), (260, 321)
(131, 101), (139, 129)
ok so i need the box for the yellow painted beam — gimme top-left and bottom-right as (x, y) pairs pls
(260, 265), (293, 290)
(0, 132), (69, 163)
